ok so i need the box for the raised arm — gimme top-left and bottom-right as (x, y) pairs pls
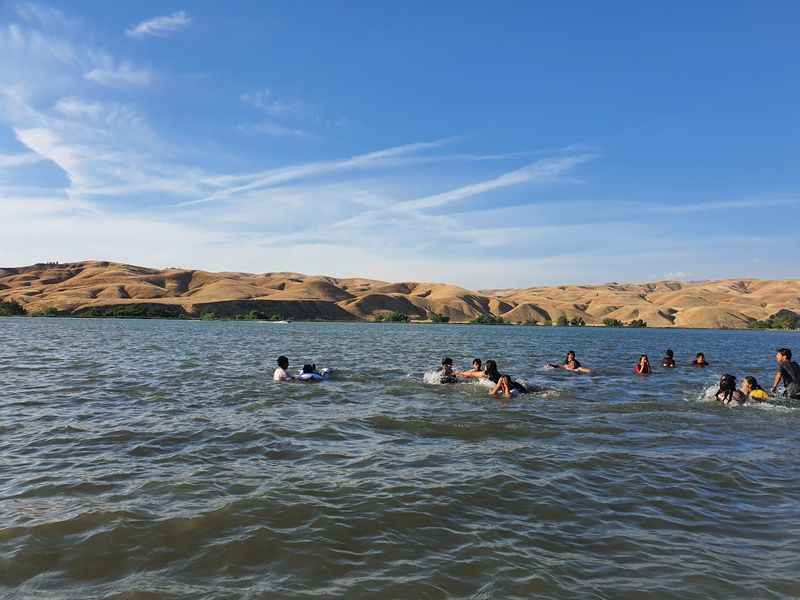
(456, 370), (485, 379)
(771, 369), (783, 394)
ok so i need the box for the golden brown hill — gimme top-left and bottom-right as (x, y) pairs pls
(1, 261), (798, 328)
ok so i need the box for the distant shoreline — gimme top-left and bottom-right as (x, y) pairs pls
(1, 260), (799, 330)
(2, 314), (799, 333)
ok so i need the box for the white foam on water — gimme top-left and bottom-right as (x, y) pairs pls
(749, 401), (796, 412)
(694, 381), (799, 411)
(699, 383), (719, 403)
(422, 370), (444, 385)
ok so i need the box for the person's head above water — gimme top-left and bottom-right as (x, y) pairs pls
(472, 358), (482, 370)
(776, 347), (792, 362)
(695, 352), (706, 362)
(277, 356), (289, 369)
(440, 357), (454, 374)
(742, 375), (762, 393)
(484, 359), (499, 378)
(639, 354), (650, 367)
(301, 364), (316, 374)
(665, 349), (674, 358)
(565, 351), (576, 362)
(719, 373), (736, 393)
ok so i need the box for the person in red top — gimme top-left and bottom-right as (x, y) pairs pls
(634, 354), (652, 375)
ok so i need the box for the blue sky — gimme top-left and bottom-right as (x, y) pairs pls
(0, 1), (798, 288)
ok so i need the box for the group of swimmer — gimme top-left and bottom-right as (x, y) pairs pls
(439, 357), (529, 396)
(633, 350), (709, 374)
(273, 346), (800, 404)
(713, 347), (800, 405)
(272, 355), (330, 382)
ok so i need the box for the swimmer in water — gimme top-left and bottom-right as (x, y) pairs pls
(715, 374), (746, 405)
(439, 357), (458, 384)
(771, 347), (800, 399)
(549, 351), (591, 374)
(691, 352), (710, 367)
(456, 358), (484, 379)
(661, 349), (676, 368)
(634, 354), (652, 375)
(484, 359), (528, 398)
(273, 355), (294, 381)
(741, 376), (769, 402)
(298, 363), (332, 381)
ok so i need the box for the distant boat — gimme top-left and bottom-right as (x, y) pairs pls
(260, 320), (290, 324)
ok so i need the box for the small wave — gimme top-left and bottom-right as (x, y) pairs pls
(420, 370), (481, 386)
(749, 401), (798, 412)
(698, 383), (719, 403)
(422, 370), (448, 385)
(695, 383), (799, 411)
(366, 414), (548, 440)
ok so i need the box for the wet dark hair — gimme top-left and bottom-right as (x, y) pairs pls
(638, 354), (651, 374)
(442, 357), (453, 366)
(696, 352), (705, 359)
(472, 358), (482, 369)
(484, 359), (500, 382)
(277, 355), (289, 368)
(566, 351), (576, 358)
(777, 348), (792, 360)
(665, 349), (674, 357)
(717, 373), (737, 403)
(743, 375), (762, 391)
(302, 364), (316, 374)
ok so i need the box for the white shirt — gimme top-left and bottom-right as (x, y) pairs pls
(273, 367), (292, 381)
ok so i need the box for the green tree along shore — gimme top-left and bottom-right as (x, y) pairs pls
(373, 311), (411, 323)
(81, 305), (186, 319)
(470, 314), (507, 325)
(603, 318), (648, 328)
(749, 309), (800, 330)
(0, 300), (26, 316)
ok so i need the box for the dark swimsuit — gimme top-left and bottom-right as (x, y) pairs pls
(488, 372), (528, 394)
(439, 367), (457, 384)
(778, 361), (800, 399)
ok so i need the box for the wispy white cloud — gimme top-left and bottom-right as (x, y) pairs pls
(10, 98), (202, 200)
(84, 58), (152, 87)
(0, 22), (77, 67)
(238, 120), (314, 139)
(0, 12), (152, 91)
(126, 11), (191, 39)
(399, 154), (596, 211)
(54, 96), (144, 128)
(179, 138), (457, 206)
(15, 127), (86, 189)
(316, 153), (595, 236)
(648, 198), (798, 214)
(0, 151), (42, 168)
(241, 89), (309, 118)
(239, 88), (330, 140)
(14, 2), (77, 30)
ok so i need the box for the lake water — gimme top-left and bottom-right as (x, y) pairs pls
(2, 318), (799, 599)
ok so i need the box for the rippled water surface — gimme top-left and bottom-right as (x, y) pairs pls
(2, 318), (800, 599)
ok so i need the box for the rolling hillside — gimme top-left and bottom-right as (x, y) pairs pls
(1, 261), (798, 328)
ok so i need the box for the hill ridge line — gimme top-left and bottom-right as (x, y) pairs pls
(1, 260), (798, 329)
